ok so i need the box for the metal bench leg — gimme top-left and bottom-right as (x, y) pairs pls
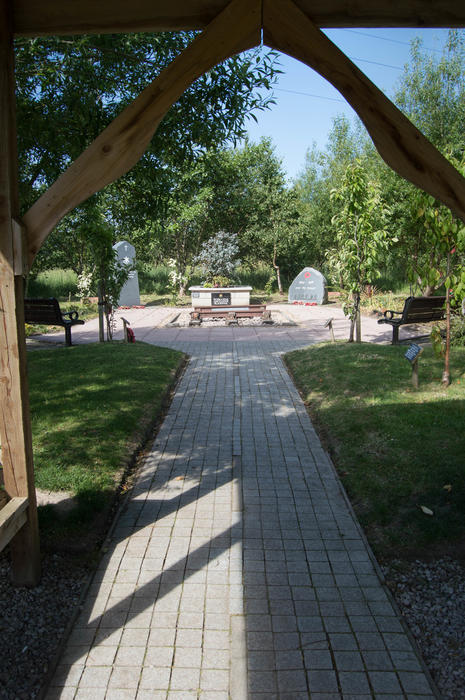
(392, 326), (399, 345)
(65, 325), (72, 346)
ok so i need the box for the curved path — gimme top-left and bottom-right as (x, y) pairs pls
(45, 306), (437, 699)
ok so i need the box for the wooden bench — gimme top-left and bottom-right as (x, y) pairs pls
(191, 305), (267, 323)
(377, 295), (445, 344)
(24, 298), (85, 346)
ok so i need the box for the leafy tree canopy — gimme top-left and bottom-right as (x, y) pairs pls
(15, 33), (280, 241)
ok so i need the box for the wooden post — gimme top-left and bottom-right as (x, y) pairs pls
(412, 358), (419, 389)
(0, 0), (41, 586)
(121, 317), (130, 342)
(324, 317), (335, 342)
(405, 343), (423, 390)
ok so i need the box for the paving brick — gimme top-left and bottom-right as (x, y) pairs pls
(338, 671), (371, 694)
(47, 329), (435, 700)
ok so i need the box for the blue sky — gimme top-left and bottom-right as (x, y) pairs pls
(245, 28), (451, 182)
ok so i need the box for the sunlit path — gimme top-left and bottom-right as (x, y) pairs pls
(45, 311), (436, 698)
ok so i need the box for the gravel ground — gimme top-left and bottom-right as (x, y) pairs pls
(0, 553), (463, 698)
(0, 553), (88, 699)
(383, 558), (465, 699)
(170, 309), (294, 326)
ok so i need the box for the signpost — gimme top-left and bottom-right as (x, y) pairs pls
(405, 343), (423, 388)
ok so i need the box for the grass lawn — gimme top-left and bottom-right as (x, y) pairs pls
(284, 342), (465, 559)
(27, 341), (185, 547)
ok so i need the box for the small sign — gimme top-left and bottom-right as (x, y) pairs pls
(405, 343), (423, 364)
(212, 292), (231, 306)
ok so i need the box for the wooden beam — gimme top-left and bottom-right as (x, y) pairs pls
(263, 0), (465, 224)
(23, 0), (261, 265)
(12, 0), (465, 36)
(0, 497), (28, 553)
(0, 0), (41, 586)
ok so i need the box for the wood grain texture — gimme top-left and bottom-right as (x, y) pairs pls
(0, 497), (28, 553)
(12, 0), (465, 35)
(0, 0), (40, 586)
(23, 0), (261, 265)
(263, 0), (465, 223)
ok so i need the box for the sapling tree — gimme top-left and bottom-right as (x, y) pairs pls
(410, 182), (465, 386)
(76, 208), (131, 341)
(328, 159), (391, 342)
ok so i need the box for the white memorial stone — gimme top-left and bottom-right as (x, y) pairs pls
(189, 286), (252, 308)
(288, 267), (327, 305)
(113, 240), (140, 307)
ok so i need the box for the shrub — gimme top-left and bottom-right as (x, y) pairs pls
(193, 231), (240, 284)
(451, 313), (465, 346)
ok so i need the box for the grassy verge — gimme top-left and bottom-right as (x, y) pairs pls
(284, 342), (465, 559)
(27, 341), (185, 548)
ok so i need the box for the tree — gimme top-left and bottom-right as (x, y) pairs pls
(395, 30), (465, 156)
(15, 34), (280, 271)
(328, 159), (392, 342)
(408, 169), (465, 386)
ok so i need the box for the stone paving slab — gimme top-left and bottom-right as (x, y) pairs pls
(45, 312), (437, 698)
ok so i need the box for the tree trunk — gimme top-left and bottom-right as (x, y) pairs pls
(355, 292), (362, 343)
(272, 241), (283, 294)
(98, 282), (105, 342)
(442, 286), (451, 387)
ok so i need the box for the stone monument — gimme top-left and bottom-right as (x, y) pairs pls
(288, 267), (327, 305)
(113, 240), (140, 307)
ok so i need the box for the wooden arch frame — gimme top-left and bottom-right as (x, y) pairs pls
(2, 0), (465, 585)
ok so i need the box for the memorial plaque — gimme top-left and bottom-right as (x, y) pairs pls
(113, 240), (140, 307)
(288, 267), (327, 305)
(212, 292), (231, 306)
(405, 343), (423, 364)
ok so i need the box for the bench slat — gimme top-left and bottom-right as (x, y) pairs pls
(24, 298), (84, 346)
(378, 296), (445, 344)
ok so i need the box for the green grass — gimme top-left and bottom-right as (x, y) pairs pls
(27, 268), (78, 299)
(284, 342), (465, 559)
(28, 342), (184, 542)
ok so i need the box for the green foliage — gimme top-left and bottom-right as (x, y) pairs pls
(327, 159), (392, 337)
(138, 264), (171, 294)
(16, 33), (281, 277)
(26, 269), (78, 299)
(194, 231), (240, 284)
(236, 263), (274, 290)
(451, 314), (465, 346)
(28, 342), (184, 538)
(430, 325), (446, 359)
(395, 31), (465, 155)
(407, 172), (465, 297)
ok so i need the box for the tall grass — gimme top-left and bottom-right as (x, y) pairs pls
(138, 264), (171, 294)
(236, 263), (274, 290)
(27, 269), (78, 299)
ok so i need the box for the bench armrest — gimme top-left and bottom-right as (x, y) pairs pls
(62, 310), (80, 321)
(382, 309), (402, 320)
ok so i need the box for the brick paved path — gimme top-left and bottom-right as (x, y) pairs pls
(46, 321), (437, 699)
